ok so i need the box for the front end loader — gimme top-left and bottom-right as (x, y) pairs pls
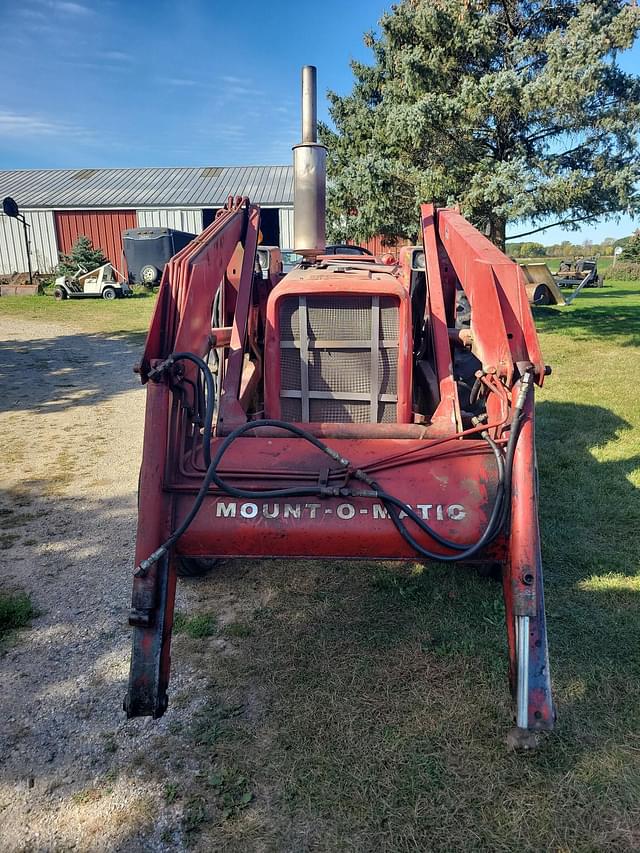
(125, 67), (554, 747)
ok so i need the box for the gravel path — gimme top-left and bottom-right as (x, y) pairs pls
(0, 318), (197, 851)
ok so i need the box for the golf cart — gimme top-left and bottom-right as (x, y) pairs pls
(54, 263), (131, 301)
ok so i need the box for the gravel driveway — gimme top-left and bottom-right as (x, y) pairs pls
(0, 318), (196, 851)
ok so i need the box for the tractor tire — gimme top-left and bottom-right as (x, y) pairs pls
(533, 284), (552, 305)
(596, 276), (604, 288)
(102, 287), (117, 300)
(53, 287), (67, 301)
(140, 264), (159, 286)
(175, 556), (221, 578)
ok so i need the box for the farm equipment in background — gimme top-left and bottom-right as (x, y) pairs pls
(123, 227), (197, 287)
(519, 263), (566, 306)
(53, 263), (131, 300)
(125, 67), (555, 748)
(553, 258), (603, 290)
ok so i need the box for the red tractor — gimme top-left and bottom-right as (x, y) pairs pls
(125, 67), (554, 748)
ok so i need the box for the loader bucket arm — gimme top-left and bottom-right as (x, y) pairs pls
(126, 196), (555, 746)
(126, 196), (261, 718)
(434, 207), (546, 384)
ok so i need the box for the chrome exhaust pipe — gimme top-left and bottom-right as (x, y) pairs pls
(293, 65), (326, 257)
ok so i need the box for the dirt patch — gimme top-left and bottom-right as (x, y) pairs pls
(0, 318), (187, 850)
(0, 317), (292, 852)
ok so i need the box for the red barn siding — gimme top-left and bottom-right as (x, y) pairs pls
(55, 210), (136, 274)
(352, 236), (411, 258)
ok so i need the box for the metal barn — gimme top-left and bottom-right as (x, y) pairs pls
(0, 165), (294, 275)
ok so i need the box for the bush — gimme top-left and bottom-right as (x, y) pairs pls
(58, 235), (108, 277)
(604, 262), (640, 281)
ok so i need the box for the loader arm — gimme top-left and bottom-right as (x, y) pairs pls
(125, 68), (554, 745)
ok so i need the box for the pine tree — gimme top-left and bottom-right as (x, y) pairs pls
(58, 235), (108, 277)
(321, 1), (640, 249)
(620, 230), (640, 260)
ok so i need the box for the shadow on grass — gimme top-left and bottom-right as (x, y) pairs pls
(533, 286), (640, 345)
(537, 401), (640, 580)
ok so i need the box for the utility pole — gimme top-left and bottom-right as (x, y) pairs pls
(2, 196), (33, 287)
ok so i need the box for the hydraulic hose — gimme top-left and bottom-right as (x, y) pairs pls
(135, 354), (529, 574)
(149, 352), (215, 468)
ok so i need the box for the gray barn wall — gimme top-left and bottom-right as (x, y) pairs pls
(0, 210), (58, 275)
(136, 209), (203, 234)
(278, 208), (294, 248)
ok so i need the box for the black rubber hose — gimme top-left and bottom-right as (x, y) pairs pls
(170, 352), (215, 468)
(486, 374), (531, 542)
(371, 431), (507, 561)
(136, 355), (523, 573)
(382, 481), (505, 563)
(469, 377), (483, 407)
(208, 419), (352, 499)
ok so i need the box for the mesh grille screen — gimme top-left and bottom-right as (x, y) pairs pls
(280, 349), (302, 391)
(278, 294), (400, 424)
(310, 399), (370, 423)
(309, 350), (371, 394)
(380, 303), (399, 340)
(281, 398), (302, 421)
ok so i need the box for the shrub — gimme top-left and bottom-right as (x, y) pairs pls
(58, 235), (108, 277)
(604, 262), (640, 281)
(0, 592), (35, 640)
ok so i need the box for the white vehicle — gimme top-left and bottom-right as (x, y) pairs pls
(54, 263), (131, 301)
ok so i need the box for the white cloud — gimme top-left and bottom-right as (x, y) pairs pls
(103, 50), (132, 62)
(221, 75), (253, 86)
(0, 110), (94, 141)
(161, 77), (201, 87)
(50, 1), (92, 14)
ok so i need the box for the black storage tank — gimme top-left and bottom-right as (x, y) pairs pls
(123, 227), (196, 285)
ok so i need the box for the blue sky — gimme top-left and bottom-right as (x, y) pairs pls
(0, 0), (637, 244)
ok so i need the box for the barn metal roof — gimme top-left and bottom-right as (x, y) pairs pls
(0, 165), (293, 209)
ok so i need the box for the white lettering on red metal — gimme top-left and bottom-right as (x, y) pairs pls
(213, 501), (467, 522)
(263, 503), (280, 518)
(283, 503), (301, 519)
(240, 502), (258, 519)
(336, 503), (356, 519)
(216, 502), (236, 518)
(447, 504), (466, 521)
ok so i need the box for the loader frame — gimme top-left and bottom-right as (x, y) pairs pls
(125, 198), (555, 745)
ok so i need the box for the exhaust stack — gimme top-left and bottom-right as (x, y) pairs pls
(293, 65), (326, 257)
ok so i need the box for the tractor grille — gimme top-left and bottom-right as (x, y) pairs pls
(278, 295), (400, 423)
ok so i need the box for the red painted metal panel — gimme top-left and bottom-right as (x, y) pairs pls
(352, 235), (410, 258)
(175, 436), (498, 559)
(54, 210), (136, 274)
(436, 208), (545, 384)
(421, 204), (461, 432)
(263, 275), (413, 424)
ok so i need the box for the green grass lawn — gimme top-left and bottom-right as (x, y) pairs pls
(2, 279), (639, 850)
(166, 281), (640, 851)
(0, 292), (157, 340)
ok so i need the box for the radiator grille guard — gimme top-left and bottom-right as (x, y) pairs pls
(278, 295), (400, 423)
